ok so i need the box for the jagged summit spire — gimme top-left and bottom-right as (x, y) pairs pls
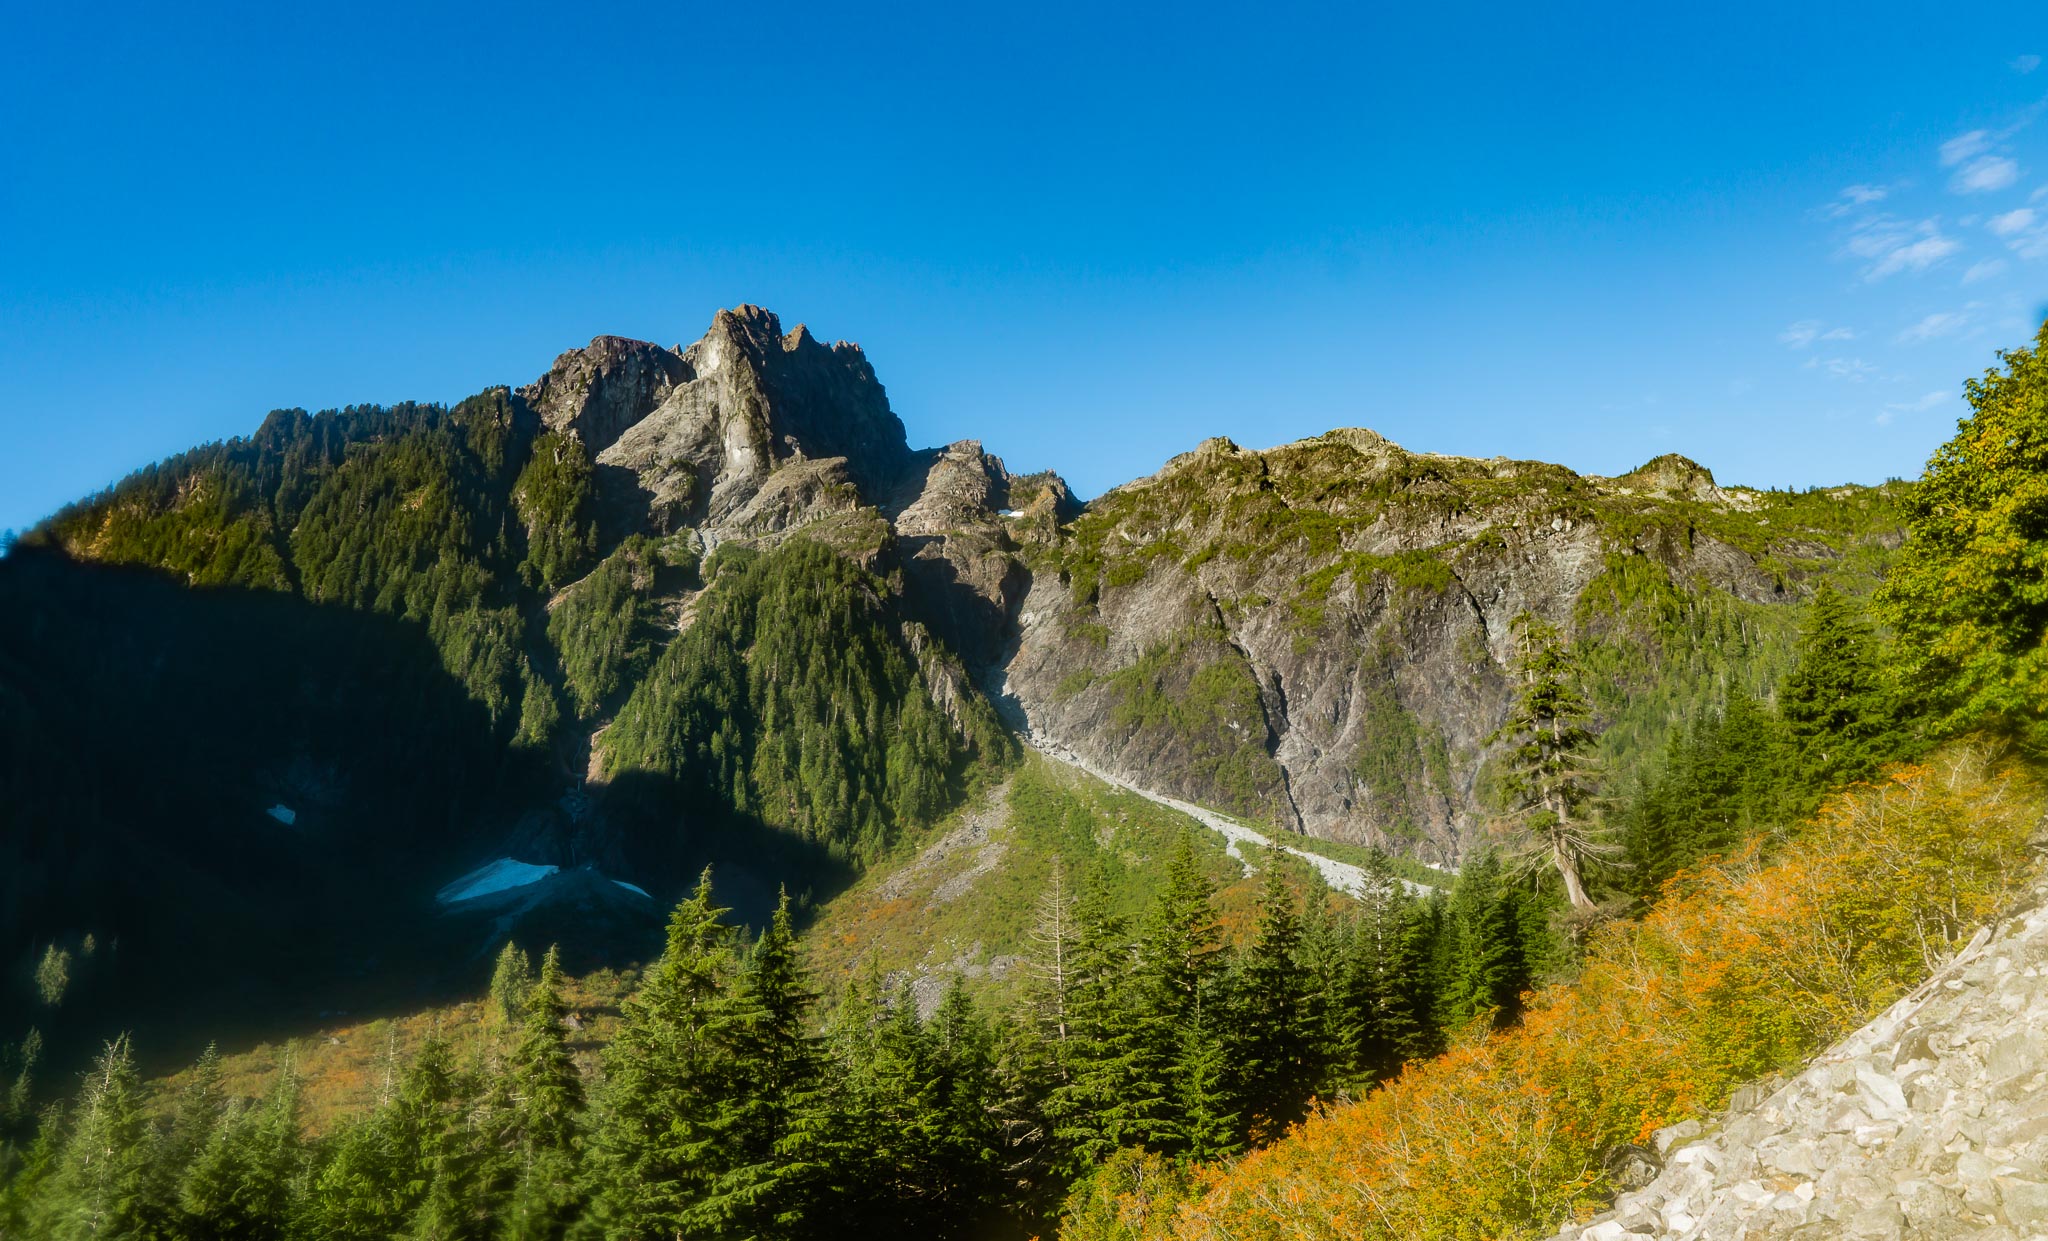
(519, 306), (914, 532)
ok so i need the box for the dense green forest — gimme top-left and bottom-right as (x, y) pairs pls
(601, 539), (1012, 868)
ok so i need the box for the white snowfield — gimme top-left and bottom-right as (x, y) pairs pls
(1024, 737), (1433, 898)
(437, 858), (560, 904)
(436, 858), (660, 908)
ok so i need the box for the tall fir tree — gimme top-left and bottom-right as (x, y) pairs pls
(1228, 855), (1316, 1137)
(1488, 614), (1611, 911)
(1437, 853), (1532, 1033)
(395, 1036), (499, 1241)
(1387, 893), (1447, 1064)
(41, 1036), (158, 1241)
(1780, 585), (1901, 792)
(690, 889), (817, 1240)
(1330, 849), (1431, 1083)
(1624, 688), (1791, 894)
(174, 1062), (303, 1241)
(502, 945), (584, 1241)
(1134, 832), (1222, 1155)
(578, 867), (737, 1240)
(1046, 868), (1162, 1176)
(1171, 986), (1242, 1164)
(489, 941), (534, 1029)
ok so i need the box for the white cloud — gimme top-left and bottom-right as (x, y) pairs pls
(1990, 208), (2038, 236)
(1807, 356), (1881, 382)
(1952, 156), (2021, 193)
(1888, 391), (1952, 413)
(1985, 204), (2048, 260)
(1842, 215), (1963, 279)
(1779, 321), (1855, 348)
(1963, 257), (2009, 283)
(1896, 311), (1970, 343)
(1942, 130), (1991, 166)
(1846, 215), (1906, 255)
(2015, 54), (2042, 74)
(1821, 184), (1895, 219)
(1866, 231), (1961, 279)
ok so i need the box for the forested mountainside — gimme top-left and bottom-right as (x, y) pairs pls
(9, 306), (2037, 1241)
(2, 306), (1901, 1028)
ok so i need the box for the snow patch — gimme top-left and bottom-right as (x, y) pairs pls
(265, 804), (297, 826)
(612, 879), (651, 899)
(998, 509), (1021, 518)
(438, 858), (559, 905)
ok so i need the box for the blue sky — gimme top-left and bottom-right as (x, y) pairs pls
(3, 3), (2046, 533)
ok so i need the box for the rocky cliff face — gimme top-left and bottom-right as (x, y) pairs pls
(993, 432), (1900, 861)
(519, 308), (1902, 865)
(1560, 873), (2048, 1241)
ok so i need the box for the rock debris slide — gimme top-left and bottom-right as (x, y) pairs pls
(1559, 875), (2048, 1240)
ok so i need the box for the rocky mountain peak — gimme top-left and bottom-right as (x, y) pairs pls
(1618, 453), (1724, 503)
(523, 307), (914, 534)
(518, 335), (689, 457)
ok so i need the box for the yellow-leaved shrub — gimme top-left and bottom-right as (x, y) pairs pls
(1068, 747), (2039, 1241)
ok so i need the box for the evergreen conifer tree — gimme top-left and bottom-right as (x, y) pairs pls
(689, 889), (816, 1240)
(1489, 614), (1611, 911)
(1047, 869), (1161, 1175)
(578, 867), (737, 1240)
(489, 941), (534, 1028)
(3, 1029), (40, 1130)
(0, 1105), (64, 1240)
(159, 1042), (225, 1184)
(1229, 855), (1315, 1135)
(1172, 986), (1242, 1164)
(175, 1063), (303, 1241)
(1387, 893), (1446, 1064)
(1438, 853), (1532, 1032)
(1780, 585), (1900, 791)
(42, 1036), (157, 1241)
(502, 945), (584, 1241)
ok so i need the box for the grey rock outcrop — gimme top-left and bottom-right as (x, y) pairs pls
(1558, 880), (2048, 1241)
(520, 334), (689, 456)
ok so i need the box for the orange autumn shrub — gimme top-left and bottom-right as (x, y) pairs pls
(1107, 748), (2038, 1241)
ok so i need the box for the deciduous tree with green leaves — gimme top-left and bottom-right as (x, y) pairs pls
(1877, 319), (2048, 744)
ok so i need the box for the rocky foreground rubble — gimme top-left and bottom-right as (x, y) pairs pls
(1559, 876), (2048, 1240)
